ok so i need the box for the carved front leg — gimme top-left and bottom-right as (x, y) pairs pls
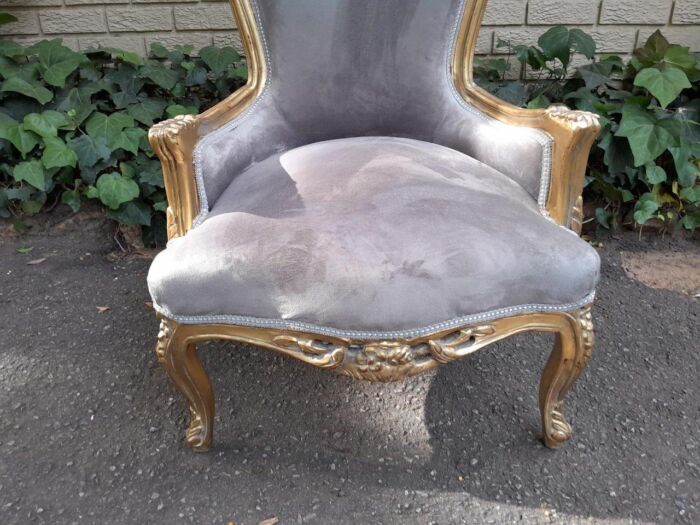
(538, 305), (594, 448)
(155, 317), (214, 452)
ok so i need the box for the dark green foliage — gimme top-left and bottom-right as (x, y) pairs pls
(475, 29), (699, 233)
(0, 39), (246, 241)
(0, 30), (697, 238)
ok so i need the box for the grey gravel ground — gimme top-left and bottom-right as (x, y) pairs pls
(0, 215), (698, 525)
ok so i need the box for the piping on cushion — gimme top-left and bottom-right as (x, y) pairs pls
(151, 290), (595, 341)
(190, 0), (554, 228)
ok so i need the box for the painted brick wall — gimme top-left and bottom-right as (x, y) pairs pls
(1, 0), (698, 58)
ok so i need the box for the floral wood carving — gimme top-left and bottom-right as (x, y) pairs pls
(428, 325), (497, 364)
(148, 114), (199, 240)
(155, 316), (174, 363)
(545, 105), (600, 130)
(271, 323), (496, 382)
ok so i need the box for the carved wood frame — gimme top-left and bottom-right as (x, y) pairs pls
(148, 0), (600, 452)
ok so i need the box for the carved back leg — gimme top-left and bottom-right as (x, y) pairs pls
(156, 318), (214, 452)
(539, 305), (594, 448)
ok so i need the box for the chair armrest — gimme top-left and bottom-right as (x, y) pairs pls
(453, 0), (600, 231)
(148, 115), (200, 240)
(460, 83), (600, 232)
(148, 0), (265, 240)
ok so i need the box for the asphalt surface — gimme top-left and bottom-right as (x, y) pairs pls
(0, 215), (698, 525)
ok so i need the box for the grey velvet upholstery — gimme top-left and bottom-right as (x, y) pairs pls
(194, 0), (552, 216)
(149, 137), (600, 337)
(148, 0), (600, 337)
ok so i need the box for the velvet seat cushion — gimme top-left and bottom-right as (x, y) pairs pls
(148, 137), (599, 338)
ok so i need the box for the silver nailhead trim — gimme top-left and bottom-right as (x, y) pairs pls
(153, 291), (596, 341)
(192, 0), (270, 227)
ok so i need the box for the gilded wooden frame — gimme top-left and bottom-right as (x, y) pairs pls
(148, 0), (600, 452)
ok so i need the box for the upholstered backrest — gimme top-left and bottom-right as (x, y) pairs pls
(256, 0), (462, 138)
(196, 0), (549, 217)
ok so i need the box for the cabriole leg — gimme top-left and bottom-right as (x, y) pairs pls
(155, 317), (214, 452)
(538, 305), (594, 448)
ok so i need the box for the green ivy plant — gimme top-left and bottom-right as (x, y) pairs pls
(476, 29), (700, 233)
(0, 39), (246, 244)
(0, 31), (697, 240)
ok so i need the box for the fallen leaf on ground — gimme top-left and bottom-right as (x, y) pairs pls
(259, 518), (279, 525)
(144, 301), (153, 308)
(16, 247), (33, 254)
(96, 306), (111, 313)
(27, 258), (46, 265)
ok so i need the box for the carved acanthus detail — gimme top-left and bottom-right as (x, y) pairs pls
(546, 105), (600, 130)
(428, 325), (497, 364)
(271, 335), (346, 369)
(576, 304), (595, 371)
(266, 323), (497, 382)
(148, 114), (199, 240)
(344, 341), (420, 382)
(155, 316), (174, 363)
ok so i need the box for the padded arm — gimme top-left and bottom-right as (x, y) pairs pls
(454, 0), (600, 231)
(458, 84), (600, 231)
(149, 0), (265, 240)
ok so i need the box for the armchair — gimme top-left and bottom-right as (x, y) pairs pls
(148, 0), (601, 452)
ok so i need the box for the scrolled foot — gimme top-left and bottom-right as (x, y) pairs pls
(155, 317), (215, 452)
(542, 402), (572, 448)
(539, 306), (594, 449)
(185, 407), (211, 452)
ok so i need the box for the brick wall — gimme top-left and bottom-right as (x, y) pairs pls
(1, 0), (698, 59)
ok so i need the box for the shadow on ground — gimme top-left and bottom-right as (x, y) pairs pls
(0, 218), (697, 524)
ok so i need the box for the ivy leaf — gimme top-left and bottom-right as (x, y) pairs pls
(568, 29), (596, 59)
(200, 46), (240, 75)
(149, 42), (168, 59)
(633, 66), (691, 108)
(0, 121), (40, 157)
(616, 104), (681, 166)
(127, 98), (167, 126)
(111, 126), (146, 155)
(61, 188), (81, 212)
(538, 26), (595, 67)
(55, 86), (96, 126)
(34, 39), (85, 88)
(644, 163), (667, 184)
(13, 160), (47, 190)
(681, 213), (700, 230)
(578, 61), (614, 90)
(95, 172), (139, 210)
(107, 199), (151, 226)
(68, 135), (111, 169)
(669, 138), (699, 188)
(633, 193), (660, 225)
(139, 64), (179, 90)
(595, 207), (610, 229)
(0, 13), (18, 25)
(85, 111), (134, 146)
(0, 40), (26, 58)
(42, 136), (78, 169)
(1, 77), (53, 104)
(185, 66), (208, 86)
(115, 50), (144, 66)
(136, 158), (163, 187)
(227, 65), (248, 81)
(23, 110), (68, 137)
(680, 186), (700, 205)
(105, 67), (144, 95)
(663, 45), (697, 72)
(634, 31), (669, 68)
